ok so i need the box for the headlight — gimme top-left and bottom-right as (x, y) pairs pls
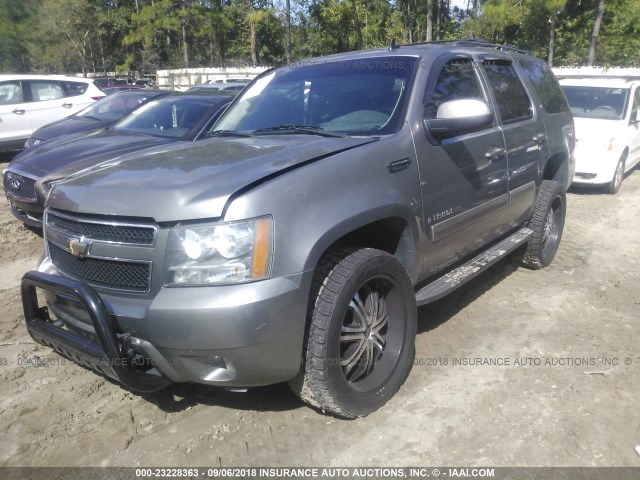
(164, 216), (273, 286)
(25, 137), (42, 149)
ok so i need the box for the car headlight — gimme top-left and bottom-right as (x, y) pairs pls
(164, 216), (273, 286)
(24, 137), (43, 149)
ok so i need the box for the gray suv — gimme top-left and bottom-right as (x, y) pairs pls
(21, 40), (574, 418)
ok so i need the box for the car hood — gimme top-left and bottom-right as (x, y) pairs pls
(32, 116), (113, 142)
(573, 117), (623, 147)
(48, 135), (376, 222)
(10, 129), (174, 178)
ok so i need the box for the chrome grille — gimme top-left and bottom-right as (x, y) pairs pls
(3, 171), (36, 200)
(48, 212), (156, 245)
(45, 211), (157, 293)
(49, 243), (151, 292)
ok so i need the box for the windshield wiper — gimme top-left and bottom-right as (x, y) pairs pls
(205, 129), (253, 138)
(253, 125), (346, 137)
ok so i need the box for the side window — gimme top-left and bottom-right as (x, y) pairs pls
(61, 81), (89, 97)
(482, 60), (532, 124)
(632, 88), (640, 120)
(518, 59), (569, 114)
(0, 81), (24, 106)
(424, 58), (484, 119)
(28, 81), (64, 102)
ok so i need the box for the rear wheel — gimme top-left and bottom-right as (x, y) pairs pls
(290, 248), (417, 418)
(522, 180), (566, 270)
(607, 152), (626, 194)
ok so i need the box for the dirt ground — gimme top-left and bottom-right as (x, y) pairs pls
(0, 152), (638, 468)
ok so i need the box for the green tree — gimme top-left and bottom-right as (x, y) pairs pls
(0, 0), (38, 72)
(26, 0), (102, 75)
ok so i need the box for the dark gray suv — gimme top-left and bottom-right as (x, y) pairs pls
(21, 40), (574, 418)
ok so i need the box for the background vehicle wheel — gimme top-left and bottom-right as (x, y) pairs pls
(522, 180), (566, 270)
(607, 152), (626, 194)
(290, 248), (417, 418)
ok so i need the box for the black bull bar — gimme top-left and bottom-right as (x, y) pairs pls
(21, 271), (169, 392)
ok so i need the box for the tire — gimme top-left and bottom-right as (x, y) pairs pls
(290, 248), (417, 418)
(522, 180), (566, 270)
(607, 152), (626, 194)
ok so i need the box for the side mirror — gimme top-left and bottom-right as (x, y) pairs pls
(633, 110), (640, 124)
(424, 98), (494, 139)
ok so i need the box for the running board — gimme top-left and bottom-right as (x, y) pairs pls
(415, 227), (533, 306)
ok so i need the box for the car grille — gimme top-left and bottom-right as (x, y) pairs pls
(48, 213), (156, 245)
(3, 171), (36, 200)
(48, 243), (151, 292)
(46, 211), (156, 293)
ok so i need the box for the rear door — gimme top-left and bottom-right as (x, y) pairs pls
(60, 80), (96, 111)
(0, 80), (32, 145)
(478, 57), (544, 227)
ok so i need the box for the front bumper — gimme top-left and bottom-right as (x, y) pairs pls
(22, 271), (169, 392)
(3, 169), (45, 228)
(22, 267), (312, 391)
(9, 200), (43, 228)
(571, 147), (619, 186)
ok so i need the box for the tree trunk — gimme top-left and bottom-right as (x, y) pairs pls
(285, 0), (292, 63)
(351, 0), (363, 50)
(250, 19), (257, 66)
(548, 12), (556, 67)
(426, 0), (433, 41)
(246, 0), (258, 66)
(587, 0), (605, 66)
(436, 0), (441, 41)
(182, 22), (189, 67)
(407, 2), (412, 43)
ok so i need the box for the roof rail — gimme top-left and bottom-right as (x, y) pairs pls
(399, 38), (529, 54)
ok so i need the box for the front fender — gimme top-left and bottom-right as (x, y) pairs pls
(223, 129), (423, 280)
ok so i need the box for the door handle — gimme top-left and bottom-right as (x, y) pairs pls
(62, 103), (73, 108)
(533, 133), (547, 144)
(12, 109), (26, 115)
(484, 147), (505, 160)
(386, 158), (411, 172)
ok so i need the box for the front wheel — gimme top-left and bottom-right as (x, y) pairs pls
(607, 153), (626, 194)
(290, 248), (417, 418)
(522, 180), (566, 270)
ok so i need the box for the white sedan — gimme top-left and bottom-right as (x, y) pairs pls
(0, 75), (105, 152)
(560, 76), (640, 194)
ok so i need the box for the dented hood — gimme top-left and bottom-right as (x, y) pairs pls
(48, 135), (375, 222)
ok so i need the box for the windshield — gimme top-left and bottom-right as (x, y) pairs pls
(213, 56), (417, 136)
(562, 86), (629, 120)
(112, 95), (223, 138)
(75, 92), (154, 121)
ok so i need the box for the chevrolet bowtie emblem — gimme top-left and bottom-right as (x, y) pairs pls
(69, 239), (91, 258)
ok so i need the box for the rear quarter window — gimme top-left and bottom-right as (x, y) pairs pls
(518, 59), (569, 114)
(61, 81), (89, 97)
